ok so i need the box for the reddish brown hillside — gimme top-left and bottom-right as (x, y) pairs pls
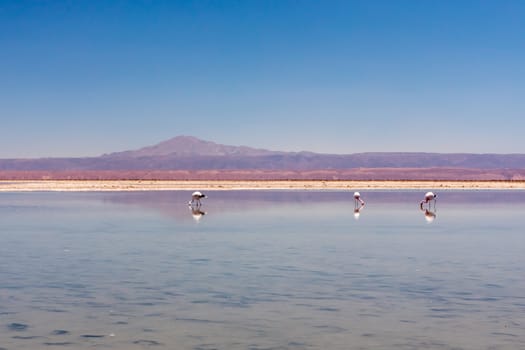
(2, 168), (525, 181)
(2, 136), (525, 176)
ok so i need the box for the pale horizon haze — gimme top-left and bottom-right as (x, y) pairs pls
(1, 0), (524, 158)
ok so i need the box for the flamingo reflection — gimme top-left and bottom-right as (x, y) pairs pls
(421, 207), (437, 223)
(189, 206), (206, 222)
(353, 205), (365, 220)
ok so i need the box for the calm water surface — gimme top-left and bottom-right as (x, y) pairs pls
(0, 190), (524, 350)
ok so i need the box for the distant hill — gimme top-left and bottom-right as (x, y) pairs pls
(1, 136), (525, 180)
(105, 135), (282, 158)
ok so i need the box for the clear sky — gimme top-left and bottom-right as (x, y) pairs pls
(1, 0), (524, 158)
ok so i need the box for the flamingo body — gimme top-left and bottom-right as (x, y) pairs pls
(420, 191), (437, 209)
(353, 191), (365, 205)
(189, 191), (207, 207)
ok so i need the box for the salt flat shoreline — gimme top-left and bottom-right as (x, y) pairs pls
(1, 180), (524, 192)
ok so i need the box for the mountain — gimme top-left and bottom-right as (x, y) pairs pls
(101, 136), (525, 170)
(105, 135), (281, 158)
(1, 136), (525, 180)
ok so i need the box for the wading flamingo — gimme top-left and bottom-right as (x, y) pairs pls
(189, 191), (207, 207)
(420, 192), (437, 210)
(354, 192), (365, 207)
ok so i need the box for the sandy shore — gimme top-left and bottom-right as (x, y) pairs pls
(1, 180), (525, 192)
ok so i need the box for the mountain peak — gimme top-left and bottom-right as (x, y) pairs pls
(107, 135), (279, 158)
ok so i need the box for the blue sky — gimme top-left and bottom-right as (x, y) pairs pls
(1, 0), (524, 157)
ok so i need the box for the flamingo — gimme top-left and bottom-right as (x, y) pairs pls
(189, 191), (206, 207)
(420, 191), (436, 209)
(353, 192), (365, 206)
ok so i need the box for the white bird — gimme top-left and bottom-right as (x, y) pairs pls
(353, 192), (365, 206)
(189, 191), (207, 207)
(420, 192), (437, 209)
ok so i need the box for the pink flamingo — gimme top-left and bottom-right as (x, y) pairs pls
(353, 192), (365, 206)
(420, 191), (437, 209)
(189, 191), (207, 207)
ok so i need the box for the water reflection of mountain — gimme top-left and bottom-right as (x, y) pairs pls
(100, 190), (525, 220)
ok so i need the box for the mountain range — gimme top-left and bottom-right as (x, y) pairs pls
(1, 136), (525, 180)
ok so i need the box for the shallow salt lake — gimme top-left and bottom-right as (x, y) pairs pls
(0, 190), (524, 350)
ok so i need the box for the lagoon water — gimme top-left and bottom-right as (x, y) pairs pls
(1, 190), (524, 349)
